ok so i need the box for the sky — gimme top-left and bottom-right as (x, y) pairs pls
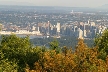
(0, 0), (108, 7)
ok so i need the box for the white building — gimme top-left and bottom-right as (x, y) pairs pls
(32, 26), (36, 31)
(78, 28), (83, 39)
(83, 30), (87, 37)
(56, 22), (60, 32)
(90, 22), (95, 26)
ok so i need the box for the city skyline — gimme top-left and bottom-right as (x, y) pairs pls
(0, 0), (108, 7)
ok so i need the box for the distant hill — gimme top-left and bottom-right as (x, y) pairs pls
(97, 4), (108, 10)
(0, 1), (96, 12)
(0, 5), (97, 12)
(0, 1), (99, 12)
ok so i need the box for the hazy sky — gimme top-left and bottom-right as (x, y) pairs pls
(0, 0), (108, 7)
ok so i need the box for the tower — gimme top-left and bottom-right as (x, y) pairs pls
(47, 21), (50, 35)
(56, 22), (60, 36)
(78, 28), (83, 39)
(56, 22), (60, 32)
(38, 27), (40, 31)
(88, 20), (90, 24)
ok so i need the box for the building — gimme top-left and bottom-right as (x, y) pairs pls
(56, 22), (60, 32)
(56, 22), (60, 36)
(78, 28), (83, 39)
(0, 23), (3, 31)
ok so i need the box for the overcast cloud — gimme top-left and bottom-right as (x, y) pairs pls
(0, 0), (108, 7)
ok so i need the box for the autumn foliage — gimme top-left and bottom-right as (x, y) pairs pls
(0, 34), (108, 72)
(26, 39), (108, 72)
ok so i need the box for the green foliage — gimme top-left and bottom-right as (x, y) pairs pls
(1, 34), (31, 49)
(0, 34), (42, 71)
(0, 33), (108, 72)
(30, 36), (94, 48)
(25, 46), (42, 70)
(95, 29), (108, 60)
(0, 50), (18, 72)
(49, 39), (61, 53)
(0, 35), (31, 71)
(49, 39), (59, 50)
(27, 39), (108, 72)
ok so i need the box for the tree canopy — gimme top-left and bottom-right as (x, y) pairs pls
(95, 29), (108, 60)
(0, 34), (108, 72)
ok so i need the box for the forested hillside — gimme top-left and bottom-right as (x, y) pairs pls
(0, 30), (108, 72)
(30, 36), (94, 48)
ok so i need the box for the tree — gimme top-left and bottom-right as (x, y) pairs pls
(74, 39), (107, 72)
(49, 39), (61, 53)
(95, 29), (108, 60)
(0, 49), (18, 72)
(0, 34), (42, 71)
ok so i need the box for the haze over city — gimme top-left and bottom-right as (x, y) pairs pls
(0, 0), (108, 7)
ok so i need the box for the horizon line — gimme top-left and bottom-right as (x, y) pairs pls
(0, 5), (93, 8)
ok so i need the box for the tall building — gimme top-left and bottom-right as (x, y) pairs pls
(74, 26), (78, 32)
(47, 21), (50, 35)
(92, 29), (97, 38)
(83, 23), (90, 37)
(52, 25), (57, 35)
(83, 30), (87, 37)
(79, 22), (84, 31)
(0, 23), (2, 31)
(84, 23), (90, 31)
(35, 27), (40, 31)
(56, 22), (60, 32)
(78, 28), (83, 39)
(56, 22), (60, 36)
